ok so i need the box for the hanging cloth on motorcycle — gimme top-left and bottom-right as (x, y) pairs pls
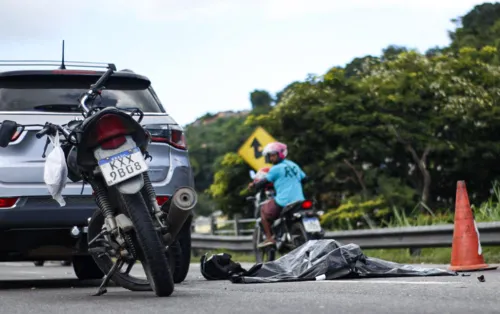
(43, 130), (68, 206)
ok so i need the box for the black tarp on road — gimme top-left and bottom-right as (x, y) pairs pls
(205, 239), (458, 284)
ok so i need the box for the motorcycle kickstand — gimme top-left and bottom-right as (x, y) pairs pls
(92, 258), (124, 296)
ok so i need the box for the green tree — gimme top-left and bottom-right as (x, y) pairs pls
(344, 55), (380, 78)
(449, 2), (500, 53)
(207, 153), (253, 217)
(249, 89), (273, 115)
(381, 45), (408, 61)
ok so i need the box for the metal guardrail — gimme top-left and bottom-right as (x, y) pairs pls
(191, 221), (500, 253)
(193, 217), (256, 236)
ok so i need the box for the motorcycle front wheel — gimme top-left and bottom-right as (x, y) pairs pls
(252, 225), (276, 263)
(87, 209), (178, 293)
(290, 222), (310, 249)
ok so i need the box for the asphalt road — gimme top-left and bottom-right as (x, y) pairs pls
(0, 261), (499, 314)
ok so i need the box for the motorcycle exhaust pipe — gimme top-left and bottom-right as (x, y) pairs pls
(162, 187), (197, 246)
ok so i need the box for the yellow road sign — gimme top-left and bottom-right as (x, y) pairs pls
(238, 127), (278, 171)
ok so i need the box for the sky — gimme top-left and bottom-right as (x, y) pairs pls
(0, 0), (488, 126)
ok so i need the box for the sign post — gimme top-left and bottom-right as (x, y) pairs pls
(237, 127), (278, 171)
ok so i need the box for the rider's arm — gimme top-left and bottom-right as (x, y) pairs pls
(250, 166), (278, 191)
(253, 178), (270, 191)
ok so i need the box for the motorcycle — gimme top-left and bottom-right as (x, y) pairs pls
(246, 169), (325, 263)
(0, 63), (197, 297)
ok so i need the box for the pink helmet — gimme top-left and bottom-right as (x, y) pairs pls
(262, 142), (288, 162)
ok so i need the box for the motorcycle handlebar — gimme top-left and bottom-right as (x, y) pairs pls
(35, 126), (50, 139)
(79, 66), (115, 114)
(35, 123), (72, 140)
(91, 67), (114, 93)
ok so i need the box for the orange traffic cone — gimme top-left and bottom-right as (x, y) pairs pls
(448, 181), (498, 272)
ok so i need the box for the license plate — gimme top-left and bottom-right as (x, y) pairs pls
(302, 217), (322, 233)
(98, 147), (148, 186)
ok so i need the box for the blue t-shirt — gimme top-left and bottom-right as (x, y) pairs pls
(265, 159), (306, 207)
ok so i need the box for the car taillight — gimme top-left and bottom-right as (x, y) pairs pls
(156, 195), (170, 206)
(170, 129), (187, 150)
(148, 127), (187, 150)
(0, 197), (18, 208)
(301, 200), (313, 209)
(96, 114), (127, 149)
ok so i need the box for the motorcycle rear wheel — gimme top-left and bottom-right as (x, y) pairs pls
(117, 192), (174, 297)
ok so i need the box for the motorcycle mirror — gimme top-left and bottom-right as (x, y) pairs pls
(0, 120), (22, 148)
(249, 170), (256, 179)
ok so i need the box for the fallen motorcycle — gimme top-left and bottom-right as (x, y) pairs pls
(246, 169), (325, 263)
(0, 63), (197, 297)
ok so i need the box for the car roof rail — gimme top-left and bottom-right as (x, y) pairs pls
(0, 60), (117, 71)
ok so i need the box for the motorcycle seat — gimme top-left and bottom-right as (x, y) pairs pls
(280, 201), (302, 217)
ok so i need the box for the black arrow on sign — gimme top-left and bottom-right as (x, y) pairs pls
(250, 138), (262, 159)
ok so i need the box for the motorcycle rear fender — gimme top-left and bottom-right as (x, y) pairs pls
(75, 107), (150, 170)
(93, 135), (145, 195)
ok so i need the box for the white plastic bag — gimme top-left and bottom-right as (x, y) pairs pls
(43, 131), (68, 206)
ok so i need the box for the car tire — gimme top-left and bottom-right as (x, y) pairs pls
(72, 255), (104, 280)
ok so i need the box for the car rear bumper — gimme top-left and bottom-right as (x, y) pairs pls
(0, 228), (87, 261)
(0, 195), (95, 230)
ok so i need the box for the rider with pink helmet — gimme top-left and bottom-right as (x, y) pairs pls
(248, 141), (307, 248)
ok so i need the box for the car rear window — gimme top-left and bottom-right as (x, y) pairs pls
(0, 73), (165, 113)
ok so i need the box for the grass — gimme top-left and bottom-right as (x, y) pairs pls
(363, 247), (500, 264)
(191, 247), (500, 265)
(383, 181), (500, 228)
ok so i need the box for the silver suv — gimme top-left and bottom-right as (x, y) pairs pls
(0, 61), (195, 282)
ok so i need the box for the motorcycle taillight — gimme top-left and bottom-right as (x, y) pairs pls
(96, 114), (128, 149)
(301, 200), (313, 209)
